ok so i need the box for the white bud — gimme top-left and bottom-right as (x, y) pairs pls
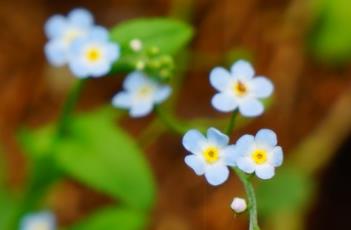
(230, 197), (247, 213)
(130, 39), (143, 51)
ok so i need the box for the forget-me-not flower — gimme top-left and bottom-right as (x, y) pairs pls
(67, 27), (120, 78)
(112, 71), (171, 117)
(182, 127), (237, 186)
(20, 212), (56, 230)
(44, 8), (94, 66)
(210, 60), (274, 117)
(234, 129), (283, 180)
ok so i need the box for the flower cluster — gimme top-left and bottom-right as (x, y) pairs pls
(183, 60), (283, 214)
(20, 212), (56, 230)
(45, 8), (120, 78)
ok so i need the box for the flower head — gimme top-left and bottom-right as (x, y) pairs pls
(20, 212), (56, 230)
(210, 60), (274, 117)
(112, 71), (171, 117)
(67, 27), (120, 78)
(44, 8), (94, 66)
(230, 197), (247, 213)
(234, 129), (283, 180)
(182, 128), (237, 186)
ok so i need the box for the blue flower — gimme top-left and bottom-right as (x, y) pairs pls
(44, 8), (94, 66)
(67, 27), (120, 78)
(182, 127), (237, 186)
(210, 60), (274, 117)
(20, 212), (56, 230)
(234, 129), (283, 180)
(112, 71), (171, 117)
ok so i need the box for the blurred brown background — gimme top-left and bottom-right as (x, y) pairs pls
(1, 0), (351, 229)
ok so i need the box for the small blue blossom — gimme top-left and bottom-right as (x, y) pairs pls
(20, 212), (56, 230)
(44, 8), (95, 66)
(182, 127), (237, 186)
(210, 60), (274, 117)
(234, 129), (283, 180)
(67, 27), (120, 78)
(112, 71), (171, 117)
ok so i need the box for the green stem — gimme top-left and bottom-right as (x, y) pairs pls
(12, 79), (86, 228)
(226, 111), (260, 230)
(154, 105), (187, 135)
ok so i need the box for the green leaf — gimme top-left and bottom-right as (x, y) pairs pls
(309, 0), (351, 62)
(55, 108), (155, 211)
(256, 167), (313, 217)
(110, 18), (193, 55)
(68, 207), (147, 230)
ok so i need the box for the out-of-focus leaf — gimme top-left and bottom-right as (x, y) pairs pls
(55, 108), (155, 211)
(110, 18), (193, 55)
(309, 0), (351, 62)
(256, 167), (313, 216)
(68, 207), (147, 230)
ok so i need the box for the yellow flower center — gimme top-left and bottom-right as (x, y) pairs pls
(203, 146), (220, 164)
(233, 81), (248, 96)
(137, 85), (153, 98)
(85, 47), (102, 62)
(251, 149), (268, 165)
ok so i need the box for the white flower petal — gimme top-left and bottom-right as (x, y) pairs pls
(255, 129), (277, 147)
(270, 146), (283, 167)
(255, 164), (275, 180)
(205, 164), (229, 186)
(237, 157), (255, 174)
(231, 60), (255, 80)
(130, 101), (153, 117)
(20, 212), (56, 230)
(111, 92), (132, 109)
(251, 77), (274, 98)
(45, 15), (66, 39)
(182, 130), (206, 154)
(238, 98), (264, 117)
(235, 134), (254, 156)
(123, 72), (147, 90)
(222, 145), (237, 166)
(89, 26), (109, 41)
(207, 127), (229, 147)
(68, 8), (93, 27)
(45, 40), (67, 67)
(209, 67), (232, 91)
(68, 59), (89, 78)
(211, 93), (238, 112)
(154, 85), (171, 103)
(185, 155), (205, 175)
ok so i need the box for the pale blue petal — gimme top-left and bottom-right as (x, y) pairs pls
(185, 155), (205, 175)
(235, 134), (254, 156)
(112, 92), (132, 109)
(207, 127), (229, 147)
(68, 8), (93, 27)
(130, 100), (154, 117)
(251, 77), (274, 98)
(123, 72), (147, 90)
(211, 93), (238, 112)
(20, 212), (56, 230)
(255, 129), (277, 147)
(270, 146), (283, 167)
(209, 67), (232, 91)
(204, 164), (229, 186)
(222, 145), (237, 166)
(89, 62), (111, 78)
(154, 85), (171, 103)
(237, 157), (255, 173)
(45, 15), (66, 39)
(89, 26), (109, 41)
(231, 60), (255, 80)
(68, 59), (89, 78)
(45, 40), (67, 66)
(238, 98), (264, 117)
(105, 43), (120, 62)
(182, 129), (206, 154)
(255, 165), (275, 180)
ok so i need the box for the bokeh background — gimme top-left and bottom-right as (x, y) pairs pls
(1, 0), (351, 229)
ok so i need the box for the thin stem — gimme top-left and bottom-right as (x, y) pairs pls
(11, 79), (86, 228)
(226, 111), (260, 230)
(226, 110), (238, 136)
(154, 105), (187, 135)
